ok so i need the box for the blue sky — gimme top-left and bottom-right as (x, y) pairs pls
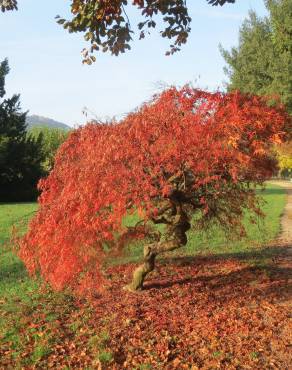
(1, 0), (267, 127)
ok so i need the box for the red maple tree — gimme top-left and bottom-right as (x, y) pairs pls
(18, 87), (289, 293)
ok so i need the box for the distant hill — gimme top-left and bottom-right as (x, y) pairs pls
(26, 115), (71, 131)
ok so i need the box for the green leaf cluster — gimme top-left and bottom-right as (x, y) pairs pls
(29, 126), (69, 173)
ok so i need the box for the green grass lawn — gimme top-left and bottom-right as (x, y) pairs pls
(0, 202), (38, 298)
(186, 185), (286, 255)
(0, 202), (37, 244)
(0, 183), (287, 367)
(121, 184), (286, 264)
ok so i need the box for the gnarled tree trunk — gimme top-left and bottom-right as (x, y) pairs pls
(124, 207), (190, 292)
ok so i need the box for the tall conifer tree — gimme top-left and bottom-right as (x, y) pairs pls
(220, 0), (292, 114)
(0, 59), (44, 201)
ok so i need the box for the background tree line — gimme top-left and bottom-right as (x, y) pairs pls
(0, 59), (69, 202)
(29, 126), (69, 173)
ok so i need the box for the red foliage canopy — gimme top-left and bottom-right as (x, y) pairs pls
(19, 87), (289, 292)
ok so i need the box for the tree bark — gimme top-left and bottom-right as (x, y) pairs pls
(123, 244), (157, 292)
(124, 209), (190, 292)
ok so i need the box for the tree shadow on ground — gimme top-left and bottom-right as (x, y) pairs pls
(143, 244), (292, 304)
(0, 259), (28, 284)
(163, 244), (291, 266)
(145, 265), (291, 290)
(257, 188), (286, 195)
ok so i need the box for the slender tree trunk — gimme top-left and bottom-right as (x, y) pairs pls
(124, 214), (190, 292)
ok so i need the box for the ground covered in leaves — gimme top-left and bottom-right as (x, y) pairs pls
(0, 184), (291, 369)
(1, 245), (291, 369)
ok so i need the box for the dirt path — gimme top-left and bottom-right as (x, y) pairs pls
(269, 180), (292, 243)
(268, 180), (292, 269)
(275, 181), (292, 243)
